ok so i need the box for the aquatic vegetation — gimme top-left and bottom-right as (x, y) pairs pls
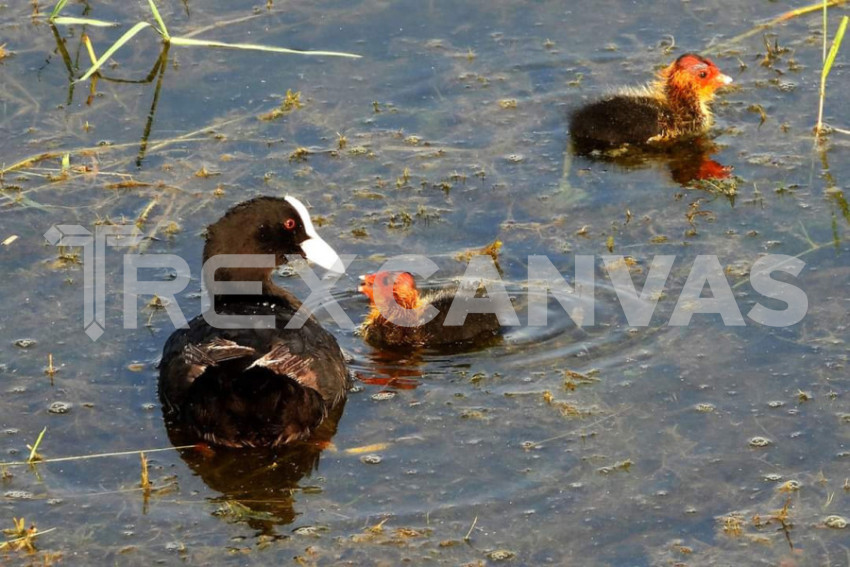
(816, 5), (849, 138)
(49, 0), (361, 83)
(26, 428), (47, 465)
(260, 89), (303, 121)
(0, 517), (53, 554)
(1, 0), (849, 564)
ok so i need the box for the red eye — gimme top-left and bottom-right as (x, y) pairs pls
(283, 218), (296, 230)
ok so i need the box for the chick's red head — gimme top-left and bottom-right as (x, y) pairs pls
(359, 271), (420, 310)
(358, 273), (378, 303)
(667, 53), (733, 99)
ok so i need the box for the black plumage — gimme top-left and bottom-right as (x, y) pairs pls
(570, 95), (672, 149)
(359, 272), (502, 351)
(158, 196), (349, 448)
(569, 53), (732, 151)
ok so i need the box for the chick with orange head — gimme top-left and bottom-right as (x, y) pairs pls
(570, 53), (733, 149)
(358, 271), (502, 351)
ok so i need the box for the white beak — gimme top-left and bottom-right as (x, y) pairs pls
(718, 74), (733, 85)
(301, 236), (345, 273)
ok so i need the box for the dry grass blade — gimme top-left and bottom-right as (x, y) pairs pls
(0, 152), (62, 176)
(706, 0), (848, 53)
(76, 21), (153, 82)
(0, 444), (195, 467)
(82, 33), (97, 65)
(0, 122), (228, 177)
(139, 452), (150, 492)
(169, 36), (362, 58)
(464, 516), (478, 541)
(823, 0), (829, 62)
(0, 518), (56, 553)
(45, 353), (56, 378)
(0, 531), (55, 553)
(342, 442), (391, 455)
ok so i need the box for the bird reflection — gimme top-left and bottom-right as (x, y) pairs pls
(164, 402), (345, 534)
(572, 136), (732, 186)
(355, 349), (425, 390)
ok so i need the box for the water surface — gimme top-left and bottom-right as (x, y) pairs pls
(1, 1), (849, 564)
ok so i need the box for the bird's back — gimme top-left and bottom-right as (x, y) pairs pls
(569, 95), (668, 150)
(159, 295), (349, 447)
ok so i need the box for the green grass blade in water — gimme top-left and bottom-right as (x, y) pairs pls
(52, 16), (119, 27)
(823, 15), (849, 80)
(27, 427), (47, 463)
(147, 0), (169, 40)
(49, 0), (69, 20)
(169, 36), (362, 58)
(76, 21), (154, 82)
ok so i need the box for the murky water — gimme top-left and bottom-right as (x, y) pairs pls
(1, 0), (849, 564)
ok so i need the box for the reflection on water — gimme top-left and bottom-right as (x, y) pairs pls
(0, 0), (849, 564)
(572, 135), (732, 186)
(166, 403), (345, 534)
(357, 349), (425, 390)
